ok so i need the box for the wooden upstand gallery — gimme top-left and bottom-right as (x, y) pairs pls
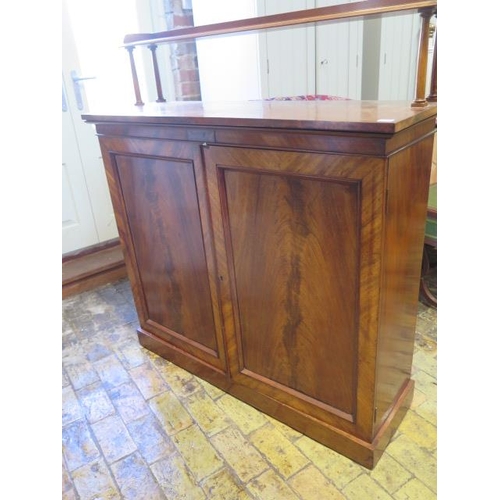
(83, 99), (437, 469)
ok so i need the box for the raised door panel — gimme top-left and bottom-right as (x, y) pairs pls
(226, 170), (358, 416)
(99, 137), (226, 371)
(204, 145), (385, 438)
(116, 155), (216, 349)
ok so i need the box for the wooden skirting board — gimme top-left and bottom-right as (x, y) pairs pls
(62, 239), (127, 299)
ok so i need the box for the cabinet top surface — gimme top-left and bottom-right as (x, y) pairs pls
(82, 100), (437, 134)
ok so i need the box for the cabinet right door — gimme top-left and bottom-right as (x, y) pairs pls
(204, 145), (385, 439)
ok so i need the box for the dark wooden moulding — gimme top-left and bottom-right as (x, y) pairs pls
(83, 99), (436, 469)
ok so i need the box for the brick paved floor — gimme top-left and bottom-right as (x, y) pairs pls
(62, 278), (437, 499)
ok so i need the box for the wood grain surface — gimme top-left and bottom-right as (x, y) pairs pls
(85, 101), (437, 468)
(83, 99), (437, 134)
(225, 168), (359, 414)
(203, 145), (386, 437)
(116, 153), (217, 351)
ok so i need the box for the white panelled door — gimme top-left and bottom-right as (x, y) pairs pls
(315, 0), (363, 99)
(378, 12), (421, 100)
(258, 0), (363, 99)
(62, 0), (169, 254)
(62, 0), (112, 254)
(62, 0), (126, 255)
(258, 1), (422, 102)
(258, 0), (316, 98)
(62, 71), (100, 253)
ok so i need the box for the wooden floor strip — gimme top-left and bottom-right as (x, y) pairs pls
(62, 239), (127, 298)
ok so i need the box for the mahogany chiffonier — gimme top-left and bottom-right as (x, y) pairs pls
(83, 99), (437, 468)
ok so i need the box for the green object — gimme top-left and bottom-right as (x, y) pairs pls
(425, 184), (437, 243)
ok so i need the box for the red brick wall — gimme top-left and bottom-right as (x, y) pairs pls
(164, 0), (201, 101)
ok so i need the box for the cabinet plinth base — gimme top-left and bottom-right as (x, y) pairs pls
(137, 326), (414, 469)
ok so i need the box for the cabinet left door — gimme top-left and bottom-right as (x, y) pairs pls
(98, 135), (227, 373)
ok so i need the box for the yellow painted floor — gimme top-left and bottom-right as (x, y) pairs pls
(62, 277), (437, 499)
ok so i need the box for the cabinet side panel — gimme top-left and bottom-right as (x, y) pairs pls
(375, 133), (435, 430)
(224, 169), (359, 415)
(115, 153), (218, 351)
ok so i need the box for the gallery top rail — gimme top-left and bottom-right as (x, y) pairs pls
(123, 0), (436, 47)
(120, 0), (437, 108)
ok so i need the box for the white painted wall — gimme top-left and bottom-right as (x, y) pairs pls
(191, 0), (262, 101)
